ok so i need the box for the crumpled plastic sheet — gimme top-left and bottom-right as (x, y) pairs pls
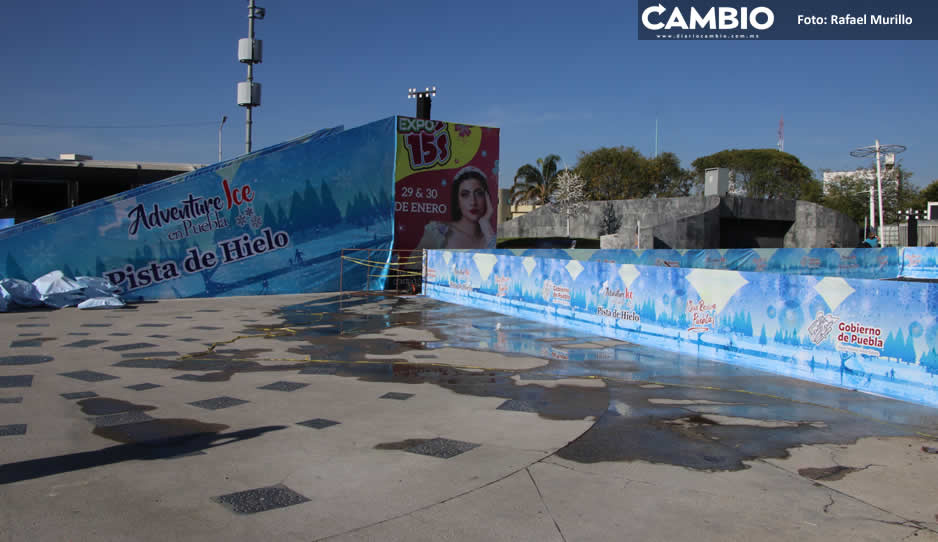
(0, 271), (124, 312)
(77, 296), (126, 310)
(0, 278), (43, 311)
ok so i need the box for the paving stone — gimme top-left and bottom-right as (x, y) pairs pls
(191, 326), (222, 330)
(296, 418), (340, 430)
(178, 338), (203, 342)
(103, 343), (158, 352)
(113, 359), (177, 369)
(109, 333), (132, 336)
(81, 323), (112, 327)
(258, 381), (309, 392)
(61, 391), (98, 400)
(64, 339), (108, 348)
(18, 333), (41, 337)
(496, 399), (540, 413)
(405, 438), (480, 459)
(68, 332), (90, 336)
(195, 309), (222, 313)
(213, 485), (310, 514)
(0, 355), (54, 365)
(0, 375), (34, 388)
(16, 323), (49, 328)
(0, 424), (27, 437)
(119, 351), (180, 358)
(175, 316), (193, 319)
(59, 370), (119, 382)
(10, 339), (50, 347)
(380, 392), (414, 400)
(0, 397), (23, 404)
(147, 334), (170, 338)
(90, 411), (156, 427)
(188, 396), (249, 410)
(138, 323), (171, 327)
(126, 383), (162, 391)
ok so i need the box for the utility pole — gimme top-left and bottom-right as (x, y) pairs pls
(851, 141), (906, 239)
(218, 115), (227, 162)
(238, 0), (265, 154)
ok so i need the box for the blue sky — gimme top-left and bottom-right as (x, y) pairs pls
(2, 1), (936, 190)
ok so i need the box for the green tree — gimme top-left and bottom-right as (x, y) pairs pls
(820, 171), (872, 227)
(575, 147), (693, 200)
(691, 149), (819, 200)
(509, 154), (562, 206)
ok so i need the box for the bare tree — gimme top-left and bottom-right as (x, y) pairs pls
(551, 170), (587, 238)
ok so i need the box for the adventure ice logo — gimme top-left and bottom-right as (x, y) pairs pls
(640, 2), (774, 39)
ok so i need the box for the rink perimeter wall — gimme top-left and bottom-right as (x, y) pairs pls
(423, 249), (938, 408)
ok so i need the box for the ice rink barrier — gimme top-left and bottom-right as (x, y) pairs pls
(423, 249), (938, 408)
(470, 247), (938, 280)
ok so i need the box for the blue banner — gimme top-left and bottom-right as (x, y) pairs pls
(425, 250), (938, 408)
(0, 118), (398, 298)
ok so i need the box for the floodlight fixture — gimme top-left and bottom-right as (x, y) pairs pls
(406, 85), (437, 120)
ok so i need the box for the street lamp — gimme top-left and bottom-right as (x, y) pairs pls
(850, 140), (906, 238)
(218, 115), (227, 162)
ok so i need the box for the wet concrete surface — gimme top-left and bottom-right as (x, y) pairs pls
(2, 291), (938, 541)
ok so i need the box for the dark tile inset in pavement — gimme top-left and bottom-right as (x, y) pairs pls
(188, 396), (250, 410)
(377, 437), (480, 459)
(212, 485), (310, 515)
(178, 338), (203, 342)
(103, 343), (158, 352)
(175, 316), (193, 319)
(0, 355), (54, 366)
(138, 323), (171, 327)
(64, 339), (108, 348)
(60, 370), (119, 382)
(18, 333), (41, 337)
(406, 438), (480, 458)
(10, 338), (56, 348)
(120, 351), (180, 358)
(258, 381), (309, 392)
(0, 375), (34, 388)
(91, 411), (156, 428)
(195, 309), (222, 313)
(191, 326), (222, 330)
(496, 399), (540, 413)
(147, 334), (170, 338)
(109, 333), (132, 337)
(115, 358), (177, 369)
(16, 323), (49, 328)
(0, 424), (27, 437)
(61, 391), (98, 400)
(68, 332), (90, 336)
(380, 392), (414, 400)
(81, 323), (112, 328)
(126, 383), (162, 391)
(0, 397), (24, 404)
(413, 354), (438, 359)
(297, 418), (340, 430)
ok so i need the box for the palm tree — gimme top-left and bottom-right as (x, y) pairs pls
(509, 154), (563, 207)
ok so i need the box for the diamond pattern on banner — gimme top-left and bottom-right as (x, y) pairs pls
(814, 277), (856, 312)
(685, 269), (749, 314)
(565, 260), (584, 281)
(473, 253), (497, 282)
(522, 257), (537, 276)
(442, 251), (452, 265)
(618, 265), (640, 288)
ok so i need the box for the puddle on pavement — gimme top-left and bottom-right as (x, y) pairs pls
(103, 292), (935, 472)
(798, 465), (862, 481)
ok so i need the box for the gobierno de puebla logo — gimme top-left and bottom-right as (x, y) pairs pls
(641, 3), (775, 36)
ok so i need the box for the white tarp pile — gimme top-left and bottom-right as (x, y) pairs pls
(0, 271), (125, 312)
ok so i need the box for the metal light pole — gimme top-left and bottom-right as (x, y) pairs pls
(237, 1), (264, 154)
(851, 141), (906, 239)
(218, 115), (227, 162)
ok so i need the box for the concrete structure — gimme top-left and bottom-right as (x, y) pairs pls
(497, 195), (860, 249)
(0, 155), (204, 223)
(496, 187), (541, 224)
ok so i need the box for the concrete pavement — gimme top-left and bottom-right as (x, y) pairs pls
(1, 292), (937, 541)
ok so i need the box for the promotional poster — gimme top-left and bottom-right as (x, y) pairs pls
(393, 117), (499, 264)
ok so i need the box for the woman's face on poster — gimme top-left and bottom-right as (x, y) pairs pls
(458, 177), (487, 222)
